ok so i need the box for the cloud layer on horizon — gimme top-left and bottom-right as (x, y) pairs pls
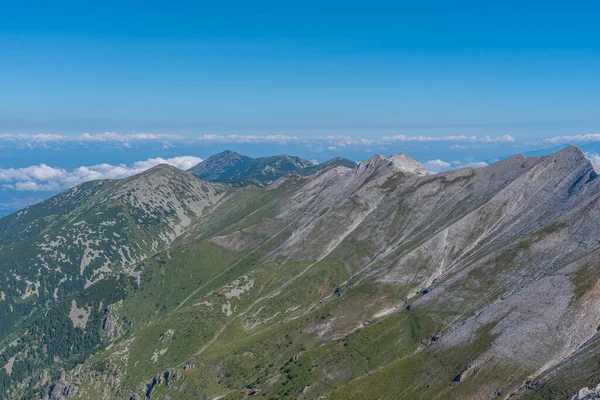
(1, 130), (599, 194)
(421, 159), (490, 173)
(4, 131), (600, 151)
(0, 132), (518, 148)
(544, 133), (600, 144)
(0, 156), (202, 192)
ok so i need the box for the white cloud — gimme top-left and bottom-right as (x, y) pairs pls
(585, 152), (600, 166)
(196, 133), (517, 147)
(132, 156), (202, 171)
(460, 161), (489, 168)
(15, 181), (61, 192)
(481, 134), (516, 143)
(0, 156), (202, 192)
(0, 132), (184, 145)
(379, 134), (475, 143)
(422, 159), (452, 172)
(422, 158), (488, 173)
(0, 133), (66, 143)
(544, 133), (600, 144)
(198, 134), (298, 143)
(77, 132), (185, 143)
(0, 132), (521, 147)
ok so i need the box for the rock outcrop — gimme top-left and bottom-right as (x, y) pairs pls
(571, 384), (600, 400)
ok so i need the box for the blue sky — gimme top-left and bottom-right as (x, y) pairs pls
(0, 1), (599, 213)
(2, 1), (599, 137)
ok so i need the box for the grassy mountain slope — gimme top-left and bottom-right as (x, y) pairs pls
(0, 165), (230, 396)
(2, 148), (600, 399)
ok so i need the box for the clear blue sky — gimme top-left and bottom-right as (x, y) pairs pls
(1, 0), (599, 138)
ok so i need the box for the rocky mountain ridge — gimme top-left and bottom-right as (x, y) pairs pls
(2, 146), (600, 399)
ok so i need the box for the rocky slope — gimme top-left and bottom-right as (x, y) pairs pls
(0, 164), (227, 306)
(188, 150), (357, 186)
(3, 146), (600, 399)
(0, 165), (229, 396)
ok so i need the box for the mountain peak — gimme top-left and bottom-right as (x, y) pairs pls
(387, 153), (428, 175)
(136, 163), (183, 178)
(358, 153), (428, 176)
(187, 151), (253, 181)
(216, 150), (245, 158)
(146, 163), (178, 171)
(552, 144), (598, 171)
(556, 144), (584, 157)
(363, 154), (387, 164)
(200, 150), (250, 164)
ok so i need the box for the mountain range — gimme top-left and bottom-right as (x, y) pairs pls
(187, 150), (357, 186)
(1, 147), (600, 399)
